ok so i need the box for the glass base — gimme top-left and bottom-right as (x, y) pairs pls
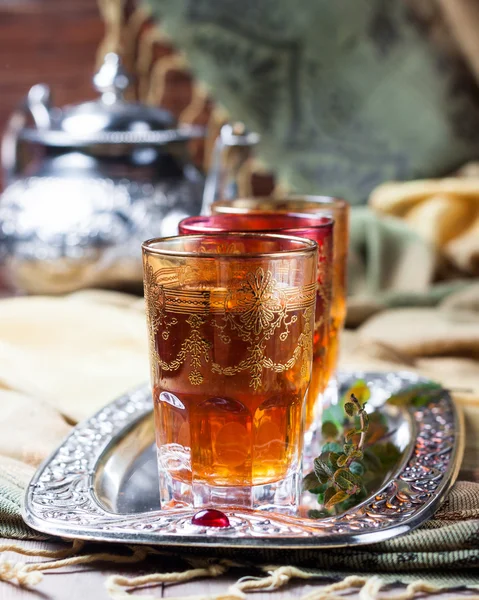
(158, 455), (301, 515)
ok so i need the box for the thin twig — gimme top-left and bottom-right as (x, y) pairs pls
(344, 394), (367, 469)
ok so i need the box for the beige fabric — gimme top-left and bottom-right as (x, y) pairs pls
(446, 216), (479, 273)
(66, 289), (143, 309)
(369, 176), (479, 275)
(356, 308), (479, 358)
(341, 331), (479, 394)
(0, 296), (149, 422)
(342, 283), (479, 401)
(404, 194), (473, 247)
(0, 389), (71, 467)
(440, 282), (479, 312)
(0, 455), (35, 489)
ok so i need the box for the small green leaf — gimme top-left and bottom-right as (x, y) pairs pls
(412, 389), (442, 407)
(322, 442), (343, 454)
(323, 486), (336, 506)
(349, 449), (363, 460)
(343, 443), (353, 455)
(312, 483), (328, 497)
(327, 452), (340, 469)
(313, 458), (332, 483)
(321, 421), (339, 439)
(345, 429), (360, 442)
(325, 490), (349, 509)
(336, 454), (348, 467)
(333, 468), (362, 492)
(344, 402), (355, 417)
(361, 411), (369, 429)
(349, 461), (364, 476)
(302, 471), (321, 492)
(337, 489), (367, 510)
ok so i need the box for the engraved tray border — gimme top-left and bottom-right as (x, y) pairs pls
(23, 371), (464, 549)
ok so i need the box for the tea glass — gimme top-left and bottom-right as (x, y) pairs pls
(210, 197), (349, 406)
(178, 214), (334, 431)
(142, 233), (318, 512)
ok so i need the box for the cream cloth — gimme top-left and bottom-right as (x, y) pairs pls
(0, 294), (148, 423)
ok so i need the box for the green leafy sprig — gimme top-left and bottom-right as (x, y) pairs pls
(303, 394), (368, 510)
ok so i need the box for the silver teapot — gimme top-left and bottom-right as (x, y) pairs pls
(0, 53), (205, 294)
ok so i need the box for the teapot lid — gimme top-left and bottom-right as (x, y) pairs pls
(19, 53), (204, 147)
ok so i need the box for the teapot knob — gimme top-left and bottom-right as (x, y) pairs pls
(27, 84), (52, 129)
(93, 53), (131, 104)
(219, 122), (260, 147)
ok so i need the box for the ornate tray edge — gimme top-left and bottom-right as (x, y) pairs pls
(23, 371), (464, 549)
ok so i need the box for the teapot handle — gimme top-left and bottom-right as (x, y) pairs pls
(1, 84), (52, 185)
(2, 107), (26, 185)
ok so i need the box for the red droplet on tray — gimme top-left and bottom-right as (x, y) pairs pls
(192, 509), (231, 528)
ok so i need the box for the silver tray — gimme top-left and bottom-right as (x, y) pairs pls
(23, 371), (463, 549)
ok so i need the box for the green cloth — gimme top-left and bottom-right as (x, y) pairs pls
(145, 0), (479, 203)
(0, 458), (44, 540)
(348, 207), (436, 301)
(347, 207), (474, 324)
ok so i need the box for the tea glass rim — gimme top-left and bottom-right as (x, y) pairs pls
(211, 195), (349, 213)
(178, 214), (334, 236)
(142, 232), (318, 259)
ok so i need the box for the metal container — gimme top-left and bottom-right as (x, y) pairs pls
(0, 53), (205, 294)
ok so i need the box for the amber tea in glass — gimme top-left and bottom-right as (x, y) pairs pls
(142, 233), (317, 512)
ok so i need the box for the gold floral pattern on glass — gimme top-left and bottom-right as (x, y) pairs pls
(144, 260), (315, 390)
(211, 267), (315, 390)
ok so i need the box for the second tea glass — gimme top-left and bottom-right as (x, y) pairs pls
(143, 233), (318, 513)
(178, 214), (334, 431)
(211, 197), (349, 406)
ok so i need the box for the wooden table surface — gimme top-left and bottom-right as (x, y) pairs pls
(0, 539), (472, 599)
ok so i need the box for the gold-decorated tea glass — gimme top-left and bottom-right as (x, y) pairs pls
(142, 233), (318, 512)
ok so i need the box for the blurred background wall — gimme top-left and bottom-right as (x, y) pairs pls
(0, 0), (103, 188)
